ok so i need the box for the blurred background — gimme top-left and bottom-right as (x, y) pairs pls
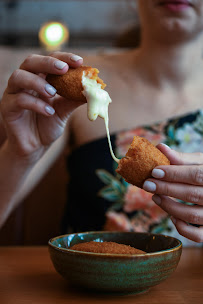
(0, 0), (140, 246)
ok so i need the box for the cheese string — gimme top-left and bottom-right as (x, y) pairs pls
(82, 72), (119, 163)
(104, 114), (120, 164)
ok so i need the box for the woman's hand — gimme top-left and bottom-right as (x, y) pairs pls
(143, 144), (203, 243)
(0, 52), (83, 163)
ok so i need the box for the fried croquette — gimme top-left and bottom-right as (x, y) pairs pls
(46, 66), (106, 102)
(69, 241), (146, 254)
(116, 136), (170, 188)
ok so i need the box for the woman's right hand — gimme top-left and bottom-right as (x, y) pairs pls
(0, 52), (83, 163)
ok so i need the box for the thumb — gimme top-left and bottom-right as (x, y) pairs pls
(54, 97), (85, 123)
(157, 143), (203, 165)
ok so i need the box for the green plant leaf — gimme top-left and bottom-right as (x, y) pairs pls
(96, 169), (126, 194)
(98, 185), (122, 202)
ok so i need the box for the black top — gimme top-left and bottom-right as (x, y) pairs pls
(61, 109), (203, 247)
(62, 135), (117, 232)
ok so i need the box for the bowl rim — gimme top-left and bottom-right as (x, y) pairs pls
(48, 231), (182, 258)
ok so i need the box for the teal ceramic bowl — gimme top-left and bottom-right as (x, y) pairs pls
(48, 231), (182, 294)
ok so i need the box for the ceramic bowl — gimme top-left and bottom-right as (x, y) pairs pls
(48, 231), (182, 294)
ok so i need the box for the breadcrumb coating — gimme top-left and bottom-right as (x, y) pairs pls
(46, 66), (106, 102)
(116, 136), (170, 188)
(69, 241), (146, 254)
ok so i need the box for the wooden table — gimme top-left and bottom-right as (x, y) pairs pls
(0, 247), (202, 304)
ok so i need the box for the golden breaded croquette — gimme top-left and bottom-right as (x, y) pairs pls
(46, 66), (106, 102)
(116, 136), (170, 188)
(70, 241), (146, 254)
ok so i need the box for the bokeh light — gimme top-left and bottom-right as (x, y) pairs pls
(39, 21), (69, 51)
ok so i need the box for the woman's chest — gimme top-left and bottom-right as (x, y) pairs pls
(70, 78), (203, 148)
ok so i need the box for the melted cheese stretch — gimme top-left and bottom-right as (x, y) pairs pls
(82, 73), (119, 163)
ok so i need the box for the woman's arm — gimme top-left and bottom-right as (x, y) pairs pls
(0, 131), (68, 228)
(0, 52), (84, 228)
(0, 140), (35, 227)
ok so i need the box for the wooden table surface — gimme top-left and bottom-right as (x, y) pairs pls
(0, 247), (202, 304)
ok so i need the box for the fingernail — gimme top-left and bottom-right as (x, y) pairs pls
(152, 169), (165, 178)
(152, 194), (161, 205)
(54, 60), (68, 70)
(143, 181), (156, 192)
(171, 216), (176, 225)
(45, 105), (55, 115)
(160, 143), (170, 149)
(45, 84), (57, 96)
(70, 55), (83, 62)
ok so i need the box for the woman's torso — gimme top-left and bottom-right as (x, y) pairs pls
(69, 50), (203, 149)
(62, 51), (203, 247)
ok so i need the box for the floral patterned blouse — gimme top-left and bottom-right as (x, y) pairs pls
(62, 109), (203, 247)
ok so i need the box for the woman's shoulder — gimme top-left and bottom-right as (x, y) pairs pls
(83, 49), (125, 65)
(83, 49), (135, 76)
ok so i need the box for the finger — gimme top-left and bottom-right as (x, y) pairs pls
(2, 92), (55, 118)
(152, 195), (203, 225)
(49, 51), (83, 67)
(20, 54), (69, 75)
(143, 179), (203, 205)
(171, 217), (203, 243)
(38, 73), (47, 79)
(53, 96), (85, 123)
(20, 53), (83, 75)
(157, 143), (203, 165)
(6, 69), (57, 98)
(152, 165), (203, 186)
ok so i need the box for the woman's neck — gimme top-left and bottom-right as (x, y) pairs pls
(134, 34), (203, 90)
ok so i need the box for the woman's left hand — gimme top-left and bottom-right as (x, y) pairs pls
(143, 144), (203, 243)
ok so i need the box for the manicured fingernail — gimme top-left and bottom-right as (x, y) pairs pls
(45, 84), (56, 96)
(143, 181), (156, 192)
(160, 143), (170, 149)
(45, 105), (55, 115)
(152, 169), (165, 178)
(152, 194), (161, 205)
(54, 60), (68, 70)
(70, 55), (83, 62)
(171, 217), (176, 225)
